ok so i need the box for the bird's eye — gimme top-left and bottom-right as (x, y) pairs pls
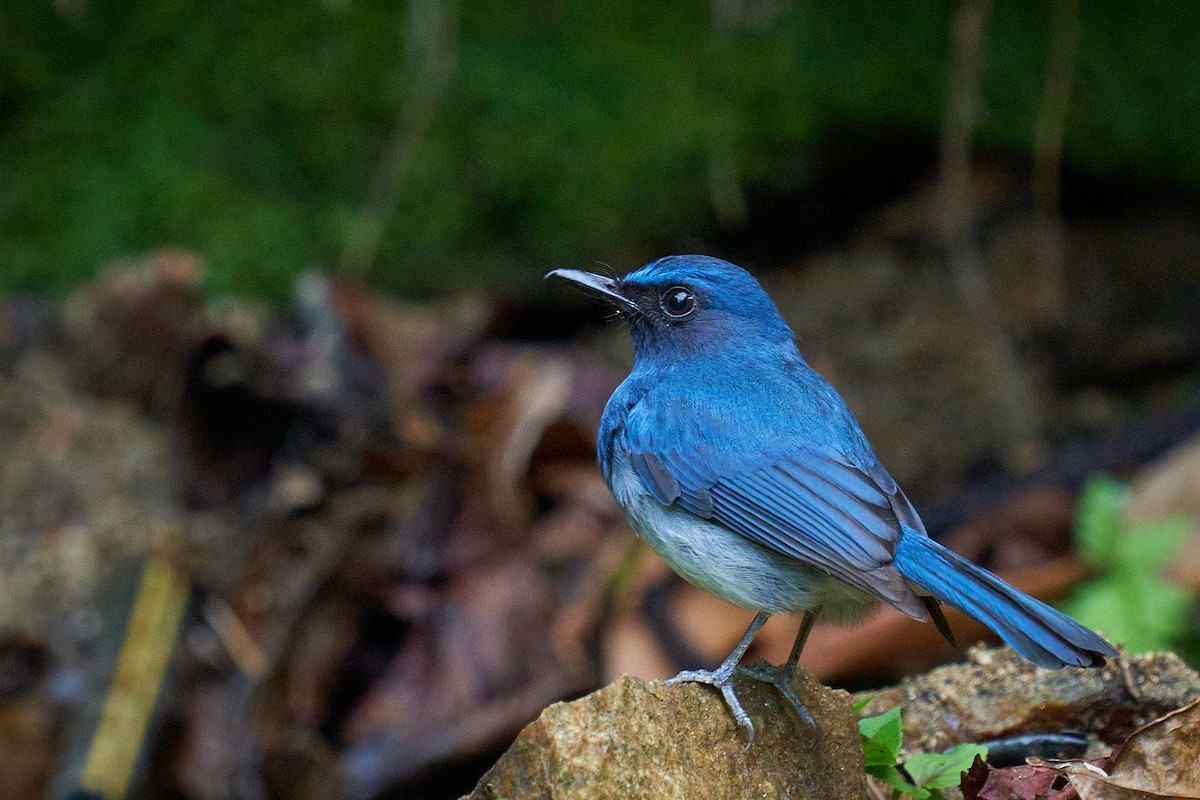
(660, 286), (696, 318)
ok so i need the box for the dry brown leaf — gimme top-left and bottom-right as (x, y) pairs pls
(1054, 698), (1200, 799)
(961, 755), (1078, 800)
(1127, 435), (1200, 526)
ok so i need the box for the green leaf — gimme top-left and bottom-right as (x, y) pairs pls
(1114, 516), (1191, 574)
(1066, 473), (1198, 656)
(1118, 574), (1193, 653)
(1065, 569), (1193, 654)
(1064, 580), (1130, 642)
(866, 764), (929, 799)
(859, 706), (903, 767)
(904, 743), (989, 790)
(852, 694), (876, 714)
(862, 733), (900, 769)
(1074, 476), (1128, 570)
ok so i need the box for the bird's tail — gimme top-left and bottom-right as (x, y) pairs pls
(894, 532), (1117, 668)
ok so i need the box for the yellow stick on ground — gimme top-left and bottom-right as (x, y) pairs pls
(79, 555), (190, 799)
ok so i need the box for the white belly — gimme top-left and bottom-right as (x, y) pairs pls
(608, 444), (876, 618)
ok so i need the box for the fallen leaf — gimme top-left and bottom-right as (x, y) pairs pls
(961, 754), (1077, 800)
(1053, 698), (1200, 799)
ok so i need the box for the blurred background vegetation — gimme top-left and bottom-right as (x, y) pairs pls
(3, 0), (1199, 299)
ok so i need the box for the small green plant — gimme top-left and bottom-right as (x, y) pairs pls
(855, 698), (986, 799)
(1063, 475), (1194, 654)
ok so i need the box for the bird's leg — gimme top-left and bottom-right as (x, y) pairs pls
(784, 607), (818, 674)
(666, 611), (769, 745)
(736, 608), (819, 729)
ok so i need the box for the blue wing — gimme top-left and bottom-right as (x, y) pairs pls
(622, 395), (927, 618)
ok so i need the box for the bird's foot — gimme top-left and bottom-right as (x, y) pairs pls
(666, 665), (756, 746)
(736, 661), (816, 730)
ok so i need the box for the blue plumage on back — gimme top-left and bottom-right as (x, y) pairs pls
(551, 255), (1116, 743)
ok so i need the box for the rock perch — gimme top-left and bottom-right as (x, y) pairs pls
(467, 666), (867, 799)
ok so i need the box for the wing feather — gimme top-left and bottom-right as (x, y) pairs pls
(627, 431), (923, 613)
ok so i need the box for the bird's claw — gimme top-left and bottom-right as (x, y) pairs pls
(666, 667), (757, 746)
(736, 661), (817, 730)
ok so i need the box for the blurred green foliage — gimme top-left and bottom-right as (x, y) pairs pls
(1064, 475), (1195, 656)
(2, 1), (1199, 299)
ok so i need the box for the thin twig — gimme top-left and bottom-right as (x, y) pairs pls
(939, 0), (1043, 462)
(940, 0), (995, 310)
(1031, 0), (1081, 319)
(339, 0), (459, 279)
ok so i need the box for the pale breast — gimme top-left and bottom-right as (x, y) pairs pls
(607, 440), (877, 618)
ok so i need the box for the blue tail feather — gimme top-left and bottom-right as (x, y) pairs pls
(894, 533), (1117, 668)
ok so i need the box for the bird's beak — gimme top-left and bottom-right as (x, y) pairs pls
(544, 269), (638, 312)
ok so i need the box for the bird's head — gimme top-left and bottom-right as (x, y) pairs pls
(547, 255), (796, 364)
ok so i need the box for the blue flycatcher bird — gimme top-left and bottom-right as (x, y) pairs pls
(547, 254), (1116, 743)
